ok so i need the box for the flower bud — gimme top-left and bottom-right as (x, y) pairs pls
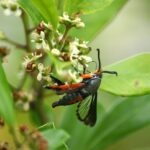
(25, 62), (36, 72)
(51, 48), (60, 56)
(0, 118), (4, 128)
(19, 125), (29, 135)
(0, 47), (9, 57)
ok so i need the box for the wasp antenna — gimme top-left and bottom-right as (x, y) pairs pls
(97, 49), (101, 70)
(102, 71), (118, 76)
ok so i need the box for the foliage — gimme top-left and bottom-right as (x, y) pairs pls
(101, 53), (150, 96)
(61, 94), (150, 150)
(0, 59), (16, 125)
(0, 0), (150, 150)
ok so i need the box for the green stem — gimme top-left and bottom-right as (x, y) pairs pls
(46, 32), (53, 49)
(33, 83), (48, 124)
(2, 38), (26, 49)
(27, 27), (36, 34)
(9, 126), (21, 149)
(60, 26), (71, 51)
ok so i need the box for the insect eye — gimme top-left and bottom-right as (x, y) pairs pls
(93, 74), (96, 77)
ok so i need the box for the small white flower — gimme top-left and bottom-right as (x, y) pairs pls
(32, 32), (40, 41)
(78, 41), (88, 49)
(76, 22), (85, 28)
(68, 69), (82, 82)
(69, 38), (80, 55)
(23, 102), (30, 111)
(59, 12), (70, 22)
(40, 31), (45, 39)
(32, 31), (49, 50)
(38, 63), (44, 72)
(15, 8), (22, 16)
(37, 63), (51, 82)
(56, 30), (63, 42)
(4, 8), (11, 15)
(37, 72), (42, 81)
(42, 40), (49, 50)
(37, 63), (44, 81)
(79, 55), (92, 63)
(59, 12), (85, 28)
(23, 56), (31, 68)
(22, 53), (42, 68)
(51, 48), (60, 56)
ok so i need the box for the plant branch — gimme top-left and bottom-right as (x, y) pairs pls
(27, 27), (36, 34)
(9, 126), (21, 149)
(2, 38), (26, 49)
(32, 84), (49, 124)
(59, 26), (71, 51)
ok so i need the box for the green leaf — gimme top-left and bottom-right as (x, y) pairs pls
(64, 0), (117, 14)
(69, 0), (128, 41)
(39, 122), (70, 150)
(84, 94), (150, 150)
(18, 0), (45, 25)
(61, 94), (150, 150)
(18, 0), (59, 28)
(101, 53), (150, 96)
(0, 61), (16, 125)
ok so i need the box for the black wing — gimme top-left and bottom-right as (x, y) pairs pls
(76, 93), (97, 126)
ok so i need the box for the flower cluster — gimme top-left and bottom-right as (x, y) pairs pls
(13, 90), (33, 112)
(23, 52), (43, 72)
(0, 141), (9, 150)
(19, 125), (48, 150)
(59, 12), (85, 28)
(0, 0), (22, 16)
(23, 12), (92, 84)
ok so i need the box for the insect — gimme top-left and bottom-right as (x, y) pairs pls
(45, 49), (117, 126)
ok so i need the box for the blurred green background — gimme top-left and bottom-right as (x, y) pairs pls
(0, 0), (150, 150)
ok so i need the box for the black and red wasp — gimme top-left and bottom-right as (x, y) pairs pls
(45, 49), (117, 126)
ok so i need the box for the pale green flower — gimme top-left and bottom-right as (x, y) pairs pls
(23, 52), (42, 68)
(51, 48), (60, 56)
(37, 63), (51, 82)
(79, 55), (92, 63)
(68, 69), (82, 82)
(59, 12), (85, 28)
(32, 31), (49, 50)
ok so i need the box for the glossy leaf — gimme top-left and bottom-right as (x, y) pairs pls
(69, 0), (128, 41)
(64, 0), (116, 14)
(18, 0), (45, 25)
(0, 60), (15, 125)
(39, 122), (70, 150)
(101, 53), (150, 96)
(18, 0), (59, 28)
(85, 94), (150, 150)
